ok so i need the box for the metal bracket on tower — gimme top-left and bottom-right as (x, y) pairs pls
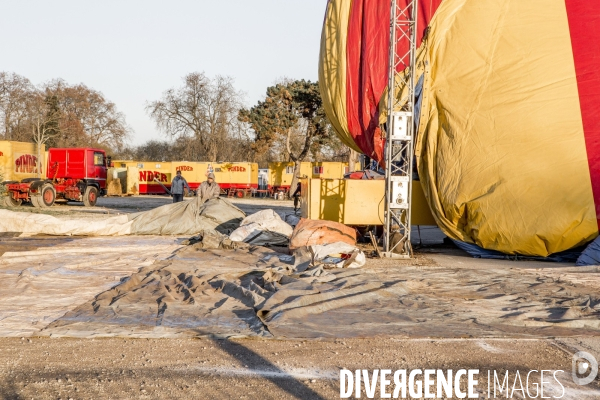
(383, 0), (418, 258)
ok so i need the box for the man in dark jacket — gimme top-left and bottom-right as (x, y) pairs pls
(292, 182), (301, 213)
(171, 170), (190, 203)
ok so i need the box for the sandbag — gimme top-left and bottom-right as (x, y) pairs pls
(289, 218), (356, 250)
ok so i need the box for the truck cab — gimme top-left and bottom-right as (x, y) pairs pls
(47, 148), (108, 191)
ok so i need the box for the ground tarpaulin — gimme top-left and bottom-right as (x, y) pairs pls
(36, 241), (600, 339)
(0, 197), (245, 236)
(0, 236), (183, 337)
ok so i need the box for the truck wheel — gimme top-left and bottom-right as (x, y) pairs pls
(236, 190), (244, 198)
(4, 195), (22, 207)
(31, 196), (41, 208)
(39, 184), (56, 207)
(83, 186), (98, 207)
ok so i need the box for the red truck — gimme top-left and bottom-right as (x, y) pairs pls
(3, 148), (108, 208)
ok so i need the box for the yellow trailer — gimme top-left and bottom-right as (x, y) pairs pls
(210, 162), (258, 195)
(171, 161), (207, 188)
(170, 161), (259, 194)
(268, 162), (348, 193)
(0, 140), (45, 182)
(310, 162), (349, 179)
(111, 160), (172, 195)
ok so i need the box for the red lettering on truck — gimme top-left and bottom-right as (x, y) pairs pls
(176, 166), (193, 171)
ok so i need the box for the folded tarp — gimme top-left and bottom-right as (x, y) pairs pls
(577, 236), (600, 266)
(229, 209), (293, 246)
(0, 197), (245, 236)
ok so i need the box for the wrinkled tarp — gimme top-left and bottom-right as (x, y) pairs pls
(577, 236), (600, 266)
(181, 230), (250, 251)
(0, 236), (183, 337)
(0, 198), (245, 236)
(294, 242), (366, 270)
(454, 240), (581, 263)
(229, 209), (293, 246)
(38, 241), (600, 339)
(289, 218), (356, 250)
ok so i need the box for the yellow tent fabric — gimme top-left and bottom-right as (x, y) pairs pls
(318, 0), (362, 153)
(415, 0), (597, 256)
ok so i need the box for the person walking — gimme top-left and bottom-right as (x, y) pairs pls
(198, 172), (221, 203)
(292, 182), (301, 213)
(171, 170), (190, 203)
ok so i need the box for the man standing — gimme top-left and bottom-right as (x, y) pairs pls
(292, 182), (301, 213)
(171, 170), (190, 203)
(198, 172), (221, 203)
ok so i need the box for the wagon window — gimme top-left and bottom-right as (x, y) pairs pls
(93, 152), (105, 166)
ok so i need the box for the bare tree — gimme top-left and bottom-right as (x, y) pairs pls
(43, 80), (130, 152)
(146, 72), (245, 162)
(0, 72), (35, 141)
(29, 92), (61, 177)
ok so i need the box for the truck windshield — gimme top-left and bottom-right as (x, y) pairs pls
(94, 152), (105, 166)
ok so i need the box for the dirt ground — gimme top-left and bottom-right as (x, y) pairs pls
(1, 196), (600, 399)
(0, 337), (598, 400)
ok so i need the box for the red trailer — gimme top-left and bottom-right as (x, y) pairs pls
(3, 148), (108, 208)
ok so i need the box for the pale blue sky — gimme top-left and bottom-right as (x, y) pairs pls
(0, 1), (326, 145)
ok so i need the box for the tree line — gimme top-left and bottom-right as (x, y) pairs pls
(1, 71), (350, 168)
(0, 72), (129, 153)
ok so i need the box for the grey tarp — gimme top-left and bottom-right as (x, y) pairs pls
(129, 197), (245, 235)
(229, 209), (293, 246)
(0, 197), (245, 236)
(42, 242), (600, 339)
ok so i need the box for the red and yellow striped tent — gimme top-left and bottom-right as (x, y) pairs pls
(319, 0), (600, 257)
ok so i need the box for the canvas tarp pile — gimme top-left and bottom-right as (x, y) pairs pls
(0, 198), (245, 236)
(39, 241), (600, 339)
(319, 0), (600, 257)
(229, 209), (293, 246)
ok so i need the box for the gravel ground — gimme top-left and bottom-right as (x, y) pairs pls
(1, 337), (598, 399)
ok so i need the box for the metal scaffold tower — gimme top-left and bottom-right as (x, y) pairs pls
(383, 0), (418, 258)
